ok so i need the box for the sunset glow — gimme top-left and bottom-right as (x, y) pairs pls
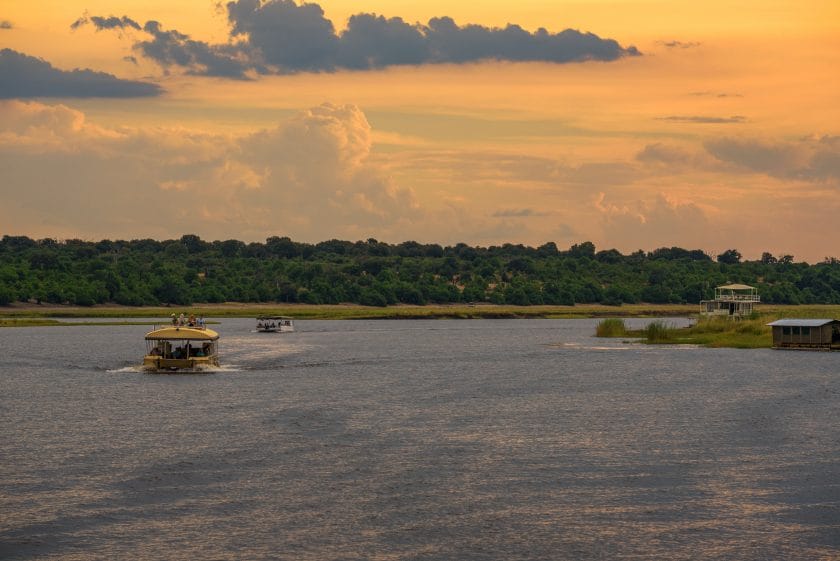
(2, 0), (838, 260)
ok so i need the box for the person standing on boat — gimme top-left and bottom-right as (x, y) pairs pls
(170, 313), (177, 326)
(178, 312), (185, 326)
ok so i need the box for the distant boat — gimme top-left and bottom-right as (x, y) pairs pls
(142, 325), (220, 372)
(255, 316), (295, 333)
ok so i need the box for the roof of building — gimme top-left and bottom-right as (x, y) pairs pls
(766, 319), (837, 327)
(718, 283), (755, 290)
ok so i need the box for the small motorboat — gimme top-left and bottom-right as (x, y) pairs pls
(255, 316), (295, 333)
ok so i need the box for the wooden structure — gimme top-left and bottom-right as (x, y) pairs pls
(700, 283), (759, 318)
(767, 319), (840, 350)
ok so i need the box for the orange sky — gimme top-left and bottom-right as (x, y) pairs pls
(1, 0), (839, 260)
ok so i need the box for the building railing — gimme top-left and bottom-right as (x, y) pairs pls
(713, 293), (760, 302)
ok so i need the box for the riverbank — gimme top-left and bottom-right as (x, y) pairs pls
(0, 302), (699, 321)
(3, 302), (840, 324)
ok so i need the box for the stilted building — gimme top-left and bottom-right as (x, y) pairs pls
(767, 319), (840, 350)
(700, 283), (759, 318)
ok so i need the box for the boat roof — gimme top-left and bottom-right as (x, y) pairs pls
(145, 326), (219, 340)
(766, 319), (837, 327)
(717, 283), (755, 290)
(257, 315), (293, 320)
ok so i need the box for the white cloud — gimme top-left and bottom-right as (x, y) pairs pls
(0, 100), (419, 241)
(595, 192), (711, 251)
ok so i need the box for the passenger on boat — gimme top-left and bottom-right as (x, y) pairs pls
(178, 312), (185, 326)
(188, 314), (196, 327)
(171, 313), (177, 326)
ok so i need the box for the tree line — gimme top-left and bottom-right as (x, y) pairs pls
(1, 234), (839, 307)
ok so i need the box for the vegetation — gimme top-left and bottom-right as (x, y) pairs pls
(596, 315), (774, 348)
(643, 320), (675, 343)
(595, 318), (628, 337)
(2, 234), (840, 309)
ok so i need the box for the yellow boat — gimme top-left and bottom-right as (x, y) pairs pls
(143, 326), (220, 372)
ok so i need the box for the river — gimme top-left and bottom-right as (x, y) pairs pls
(1, 318), (838, 560)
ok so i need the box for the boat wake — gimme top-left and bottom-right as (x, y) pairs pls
(108, 365), (145, 373)
(108, 364), (243, 374)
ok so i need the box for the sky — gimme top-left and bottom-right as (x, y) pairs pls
(1, 0), (839, 261)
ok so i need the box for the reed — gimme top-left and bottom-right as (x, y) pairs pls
(595, 318), (628, 337)
(644, 320), (674, 342)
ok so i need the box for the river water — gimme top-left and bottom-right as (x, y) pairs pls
(1, 318), (839, 560)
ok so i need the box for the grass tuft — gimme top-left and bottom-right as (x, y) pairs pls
(595, 318), (627, 337)
(644, 320), (674, 342)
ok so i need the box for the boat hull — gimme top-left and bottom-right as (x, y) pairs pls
(142, 355), (219, 372)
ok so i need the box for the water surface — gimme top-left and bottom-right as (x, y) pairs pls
(1, 318), (839, 560)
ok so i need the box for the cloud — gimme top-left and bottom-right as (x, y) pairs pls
(76, 1), (640, 76)
(657, 40), (701, 49)
(657, 115), (746, 124)
(635, 142), (720, 171)
(227, 0), (338, 72)
(0, 49), (162, 99)
(689, 91), (743, 98)
(0, 100), (419, 240)
(1, 20), (13, 30)
(492, 208), (548, 218)
(596, 192), (711, 250)
(71, 15), (141, 31)
(136, 21), (258, 79)
(705, 136), (840, 183)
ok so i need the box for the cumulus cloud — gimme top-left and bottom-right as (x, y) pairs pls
(596, 192), (711, 250)
(75, 1), (640, 76)
(657, 115), (746, 124)
(0, 100), (419, 240)
(705, 136), (840, 183)
(0, 49), (162, 99)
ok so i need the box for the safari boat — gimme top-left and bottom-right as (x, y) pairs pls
(143, 325), (220, 371)
(255, 316), (295, 333)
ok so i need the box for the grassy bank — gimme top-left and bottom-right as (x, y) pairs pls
(3, 302), (840, 327)
(595, 316), (773, 348)
(0, 302), (705, 321)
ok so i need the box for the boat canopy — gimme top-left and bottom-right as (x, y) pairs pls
(256, 315), (293, 321)
(145, 326), (219, 341)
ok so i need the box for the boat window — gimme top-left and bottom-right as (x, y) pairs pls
(792, 327), (800, 335)
(802, 327), (810, 336)
(782, 327), (790, 335)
